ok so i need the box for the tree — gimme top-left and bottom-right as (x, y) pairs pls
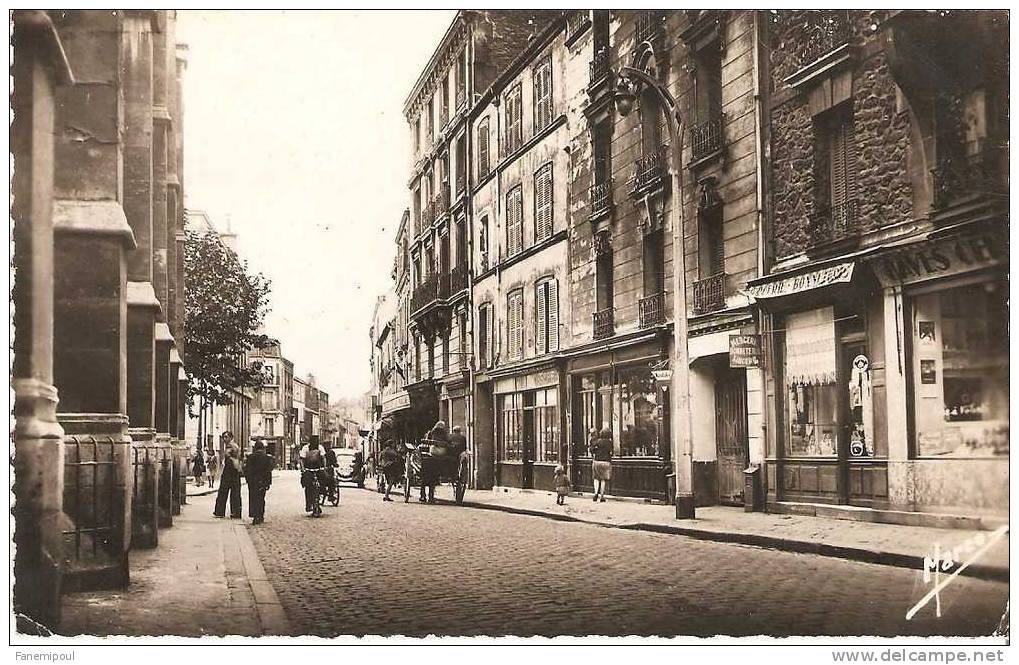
(182, 229), (274, 436)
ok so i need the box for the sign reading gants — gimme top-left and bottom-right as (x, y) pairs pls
(745, 261), (854, 300)
(873, 230), (1007, 286)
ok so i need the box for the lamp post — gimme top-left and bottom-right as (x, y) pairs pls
(614, 66), (696, 518)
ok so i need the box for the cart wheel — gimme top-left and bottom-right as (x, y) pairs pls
(403, 455), (412, 503)
(454, 457), (469, 504)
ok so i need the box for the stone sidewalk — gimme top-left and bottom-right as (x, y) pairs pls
(59, 491), (292, 637)
(455, 487), (1009, 582)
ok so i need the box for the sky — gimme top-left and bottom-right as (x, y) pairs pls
(177, 10), (455, 401)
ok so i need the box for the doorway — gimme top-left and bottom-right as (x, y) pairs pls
(715, 365), (749, 505)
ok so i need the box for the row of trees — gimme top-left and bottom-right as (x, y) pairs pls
(182, 229), (274, 446)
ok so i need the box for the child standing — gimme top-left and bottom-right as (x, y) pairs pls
(554, 464), (571, 505)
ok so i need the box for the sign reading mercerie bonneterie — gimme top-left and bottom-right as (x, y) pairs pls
(730, 334), (761, 368)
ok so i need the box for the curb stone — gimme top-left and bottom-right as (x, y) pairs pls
(233, 522), (293, 636)
(453, 499), (1009, 584)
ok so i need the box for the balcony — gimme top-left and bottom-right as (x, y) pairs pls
(589, 179), (613, 222)
(691, 115), (724, 162)
(634, 10), (666, 46)
(807, 198), (860, 248)
(589, 48), (610, 90)
(566, 10), (591, 45)
(693, 273), (726, 315)
(434, 187), (450, 219)
(421, 200), (435, 228)
(449, 264), (469, 296)
(631, 145), (668, 195)
(802, 11), (851, 67)
(931, 146), (1005, 211)
(638, 292), (666, 329)
(593, 308), (615, 340)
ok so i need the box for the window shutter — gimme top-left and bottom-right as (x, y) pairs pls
(536, 282), (547, 354)
(479, 119), (490, 178)
(844, 116), (856, 201)
(479, 306), (488, 368)
(507, 187), (523, 255)
(830, 117), (848, 206)
(534, 59), (552, 131)
(548, 279), (559, 352)
(535, 164), (553, 241)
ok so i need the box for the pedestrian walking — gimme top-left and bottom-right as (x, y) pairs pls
(554, 464), (571, 505)
(213, 444), (244, 519)
(205, 448), (219, 488)
(244, 440), (274, 524)
(192, 448), (206, 487)
(591, 425), (613, 502)
(299, 439), (326, 516)
(379, 440), (401, 502)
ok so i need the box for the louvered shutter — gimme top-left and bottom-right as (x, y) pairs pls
(844, 117), (856, 201)
(508, 187), (523, 255)
(535, 164), (553, 241)
(543, 61), (553, 126)
(536, 282), (547, 354)
(547, 279), (559, 352)
(479, 306), (488, 368)
(478, 118), (490, 178)
(534, 59), (552, 130)
(830, 117), (848, 206)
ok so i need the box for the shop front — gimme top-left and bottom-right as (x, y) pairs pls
(567, 338), (670, 501)
(380, 388), (413, 449)
(494, 365), (563, 491)
(749, 258), (890, 508)
(870, 222), (1008, 515)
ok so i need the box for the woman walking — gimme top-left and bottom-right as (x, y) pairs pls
(591, 425), (613, 502)
(192, 448), (206, 487)
(205, 448), (218, 488)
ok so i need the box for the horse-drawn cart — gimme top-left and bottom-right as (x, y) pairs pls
(403, 439), (470, 504)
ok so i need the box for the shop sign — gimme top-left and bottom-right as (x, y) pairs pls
(729, 334), (762, 368)
(652, 369), (673, 382)
(872, 231), (1007, 286)
(745, 262), (854, 300)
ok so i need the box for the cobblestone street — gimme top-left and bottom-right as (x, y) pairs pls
(246, 472), (1008, 638)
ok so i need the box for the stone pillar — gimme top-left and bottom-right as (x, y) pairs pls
(129, 426), (159, 548)
(49, 9), (137, 593)
(11, 11), (73, 632)
(176, 362), (190, 507)
(168, 348), (183, 514)
(155, 324), (173, 527)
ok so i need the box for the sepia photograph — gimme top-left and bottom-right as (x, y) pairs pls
(8, 6), (1011, 655)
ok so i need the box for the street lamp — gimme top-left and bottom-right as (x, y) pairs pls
(614, 66), (696, 519)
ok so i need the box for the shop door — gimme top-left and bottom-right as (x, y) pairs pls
(715, 366), (749, 506)
(838, 338), (869, 506)
(521, 392), (535, 489)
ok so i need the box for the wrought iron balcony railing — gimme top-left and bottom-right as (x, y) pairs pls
(807, 198), (860, 246)
(931, 147), (1004, 210)
(593, 308), (615, 340)
(589, 179), (613, 221)
(434, 187), (450, 217)
(589, 48), (610, 87)
(692, 273), (726, 315)
(802, 10), (851, 66)
(635, 10), (666, 46)
(567, 10), (590, 41)
(411, 275), (439, 313)
(691, 114), (724, 161)
(638, 292), (666, 329)
(450, 264), (469, 296)
(421, 200), (435, 228)
(631, 145), (668, 194)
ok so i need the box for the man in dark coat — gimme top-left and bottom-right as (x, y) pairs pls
(244, 440), (274, 524)
(213, 444), (244, 519)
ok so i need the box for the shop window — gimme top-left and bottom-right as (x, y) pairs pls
(911, 280), (1009, 457)
(499, 392), (524, 461)
(572, 366), (663, 458)
(531, 388), (558, 462)
(784, 307), (838, 457)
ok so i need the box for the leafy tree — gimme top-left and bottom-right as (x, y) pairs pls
(182, 229), (274, 434)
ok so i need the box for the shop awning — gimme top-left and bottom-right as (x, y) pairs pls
(745, 260), (855, 300)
